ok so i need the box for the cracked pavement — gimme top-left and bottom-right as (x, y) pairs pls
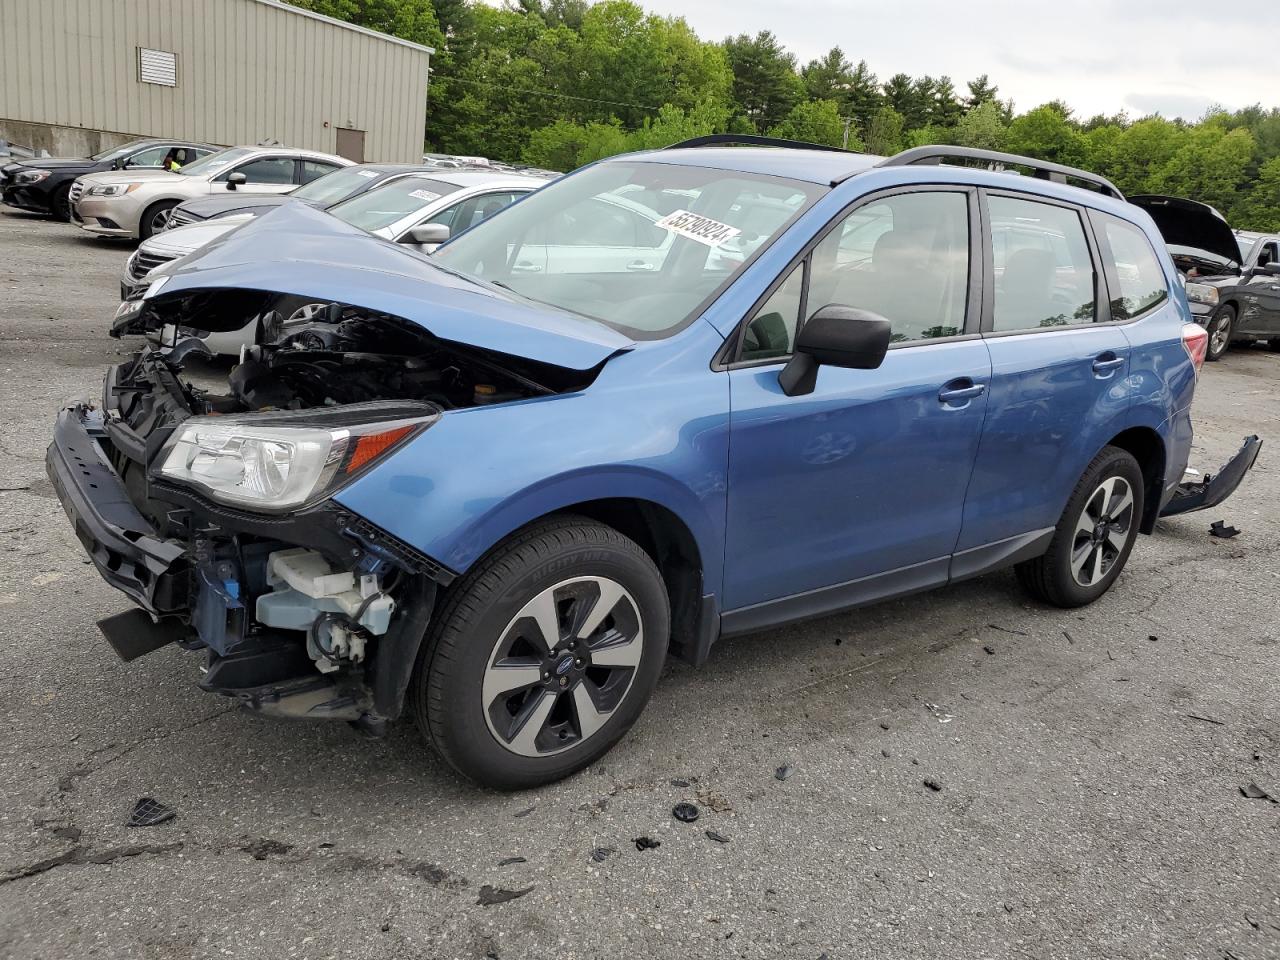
(1, 208), (1278, 959)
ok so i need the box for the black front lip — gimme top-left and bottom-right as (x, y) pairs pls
(46, 405), (188, 616)
(1160, 435), (1262, 517)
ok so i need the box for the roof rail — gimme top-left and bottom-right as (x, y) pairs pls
(665, 134), (852, 155)
(878, 146), (1125, 200)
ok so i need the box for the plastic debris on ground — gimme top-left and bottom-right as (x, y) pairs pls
(127, 797), (176, 828)
(477, 885), (533, 906)
(512, 805), (536, 818)
(925, 702), (954, 723)
(241, 838), (293, 860)
(634, 836), (661, 851)
(923, 778), (943, 792)
(498, 856), (527, 866)
(1239, 782), (1277, 803)
(590, 846), (616, 862)
(705, 830), (730, 843)
(775, 764), (795, 781)
(672, 802), (699, 823)
(1210, 520), (1241, 539)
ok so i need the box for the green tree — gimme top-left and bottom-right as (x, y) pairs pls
(954, 101), (1008, 150)
(723, 31), (804, 132)
(801, 47), (853, 103)
(931, 76), (963, 127)
(1004, 104), (1090, 166)
(1151, 124), (1255, 213)
(965, 74), (998, 110)
(845, 60), (882, 129)
(769, 99), (857, 149)
(864, 105), (905, 156)
(1107, 117), (1187, 194)
(1230, 156), (1280, 230)
(289, 0), (443, 47)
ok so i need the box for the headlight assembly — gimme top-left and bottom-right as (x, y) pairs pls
(87, 182), (140, 197)
(1185, 282), (1219, 306)
(15, 168), (50, 184)
(155, 402), (439, 512)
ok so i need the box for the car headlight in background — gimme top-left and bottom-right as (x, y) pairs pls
(155, 404), (439, 512)
(15, 169), (51, 184)
(86, 183), (140, 197)
(1185, 282), (1219, 306)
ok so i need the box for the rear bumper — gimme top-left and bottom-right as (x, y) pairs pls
(1160, 435), (1262, 517)
(46, 405), (188, 615)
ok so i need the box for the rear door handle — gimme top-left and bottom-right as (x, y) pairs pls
(938, 381), (986, 405)
(1092, 354), (1125, 375)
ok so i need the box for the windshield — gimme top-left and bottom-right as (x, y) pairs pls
(432, 160), (824, 338)
(178, 147), (253, 178)
(91, 139), (154, 162)
(292, 166), (389, 206)
(328, 176), (462, 232)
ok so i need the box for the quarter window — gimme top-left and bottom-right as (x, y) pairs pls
(807, 191), (970, 343)
(1095, 213), (1169, 319)
(741, 263), (804, 361)
(301, 160), (341, 184)
(989, 196), (1096, 331)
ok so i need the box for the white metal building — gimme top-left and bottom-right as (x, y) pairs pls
(0, 0), (432, 162)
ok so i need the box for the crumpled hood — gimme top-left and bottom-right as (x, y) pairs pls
(1130, 195), (1241, 266)
(127, 202), (635, 371)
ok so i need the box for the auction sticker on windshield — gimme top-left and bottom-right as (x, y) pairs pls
(654, 209), (741, 247)
(409, 189), (442, 202)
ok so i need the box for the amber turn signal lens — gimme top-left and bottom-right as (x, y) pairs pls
(344, 424), (415, 474)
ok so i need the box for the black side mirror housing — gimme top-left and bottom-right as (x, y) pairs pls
(1263, 262), (1280, 277)
(779, 305), (892, 397)
(227, 172), (247, 190)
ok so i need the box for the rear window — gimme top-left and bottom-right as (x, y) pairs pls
(328, 177), (462, 232)
(1096, 213), (1169, 319)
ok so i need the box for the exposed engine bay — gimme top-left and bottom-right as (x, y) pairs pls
(87, 291), (596, 730)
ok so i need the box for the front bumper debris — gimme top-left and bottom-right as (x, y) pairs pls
(1160, 435), (1262, 517)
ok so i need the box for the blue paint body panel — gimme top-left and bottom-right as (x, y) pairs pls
(292, 150), (1199, 633)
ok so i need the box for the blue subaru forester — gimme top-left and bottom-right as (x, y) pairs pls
(51, 139), (1261, 787)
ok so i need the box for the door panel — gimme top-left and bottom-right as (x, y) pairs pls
(724, 341), (992, 610)
(1237, 241), (1280, 335)
(723, 187), (987, 612)
(958, 191), (1131, 551)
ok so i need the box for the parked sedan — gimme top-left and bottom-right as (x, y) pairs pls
(1, 138), (214, 221)
(121, 169), (555, 355)
(73, 145), (352, 239)
(163, 162), (437, 230)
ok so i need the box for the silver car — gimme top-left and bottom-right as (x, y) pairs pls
(73, 145), (352, 239)
(125, 169), (555, 356)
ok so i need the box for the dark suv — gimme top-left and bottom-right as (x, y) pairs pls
(1133, 195), (1280, 360)
(1, 138), (214, 221)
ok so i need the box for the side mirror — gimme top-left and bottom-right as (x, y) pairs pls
(778, 305), (892, 397)
(111, 159), (122, 170)
(1263, 262), (1280, 277)
(402, 223), (450, 246)
(226, 172), (247, 190)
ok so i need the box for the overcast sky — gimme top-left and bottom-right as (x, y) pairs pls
(638, 0), (1273, 120)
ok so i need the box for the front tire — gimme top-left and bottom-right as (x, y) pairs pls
(1205, 306), (1235, 361)
(411, 517), (669, 790)
(1016, 446), (1144, 608)
(50, 184), (73, 222)
(139, 200), (177, 240)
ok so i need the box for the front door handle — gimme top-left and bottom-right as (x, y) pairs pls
(626, 260), (656, 272)
(938, 381), (986, 405)
(1092, 354), (1125, 376)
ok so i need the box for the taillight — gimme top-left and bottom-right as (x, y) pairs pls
(1182, 323), (1208, 375)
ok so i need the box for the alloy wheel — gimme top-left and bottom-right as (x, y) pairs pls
(1210, 314), (1232, 355)
(1069, 475), (1135, 587)
(482, 576), (643, 757)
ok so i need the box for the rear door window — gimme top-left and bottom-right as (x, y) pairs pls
(220, 156), (295, 184)
(988, 195), (1097, 331)
(1092, 212), (1169, 319)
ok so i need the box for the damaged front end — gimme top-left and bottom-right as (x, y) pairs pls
(50, 288), (598, 731)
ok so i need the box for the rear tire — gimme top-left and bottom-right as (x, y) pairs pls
(411, 516), (669, 790)
(139, 200), (177, 240)
(50, 184), (72, 222)
(1205, 305), (1234, 361)
(1016, 446), (1144, 608)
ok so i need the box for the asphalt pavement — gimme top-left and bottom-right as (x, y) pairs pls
(1, 208), (1277, 960)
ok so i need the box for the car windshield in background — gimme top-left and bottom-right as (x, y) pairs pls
(291, 166), (387, 206)
(1237, 236), (1258, 263)
(178, 147), (253, 178)
(91, 138), (153, 162)
(327, 177), (463, 231)
(432, 160), (824, 339)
